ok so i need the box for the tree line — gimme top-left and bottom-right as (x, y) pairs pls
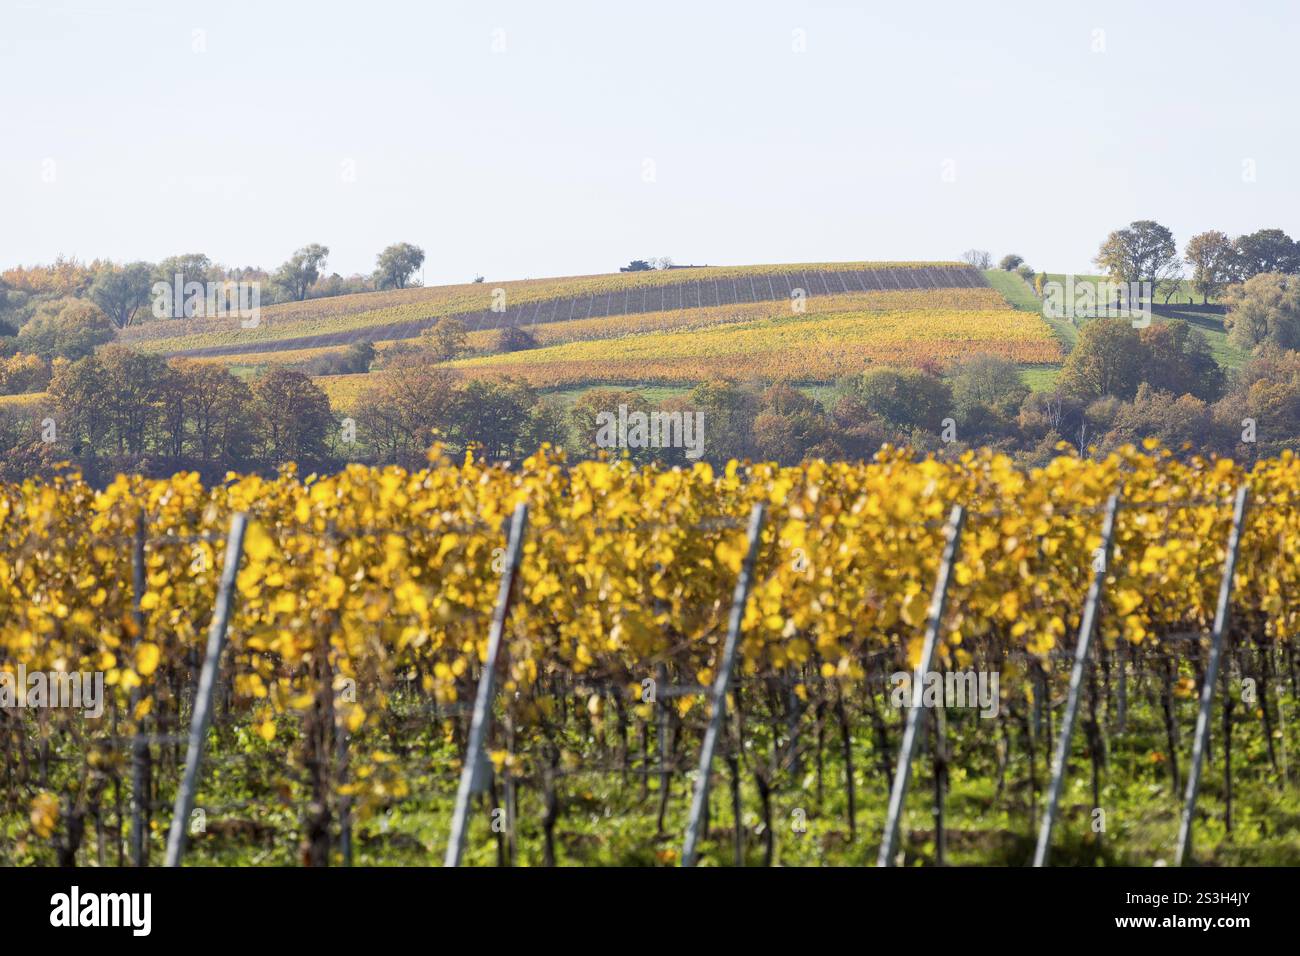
(0, 243), (428, 398)
(1, 243), (428, 326)
(964, 222), (1300, 304)
(3, 310), (1297, 485)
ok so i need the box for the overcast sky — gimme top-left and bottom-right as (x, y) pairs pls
(3, 0), (1297, 284)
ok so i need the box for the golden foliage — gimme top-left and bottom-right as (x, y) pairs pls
(3, 444), (1296, 806)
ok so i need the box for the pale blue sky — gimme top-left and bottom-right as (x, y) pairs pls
(3, 0), (1297, 284)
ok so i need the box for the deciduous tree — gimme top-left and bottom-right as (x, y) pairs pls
(1184, 230), (1237, 303)
(273, 244), (330, 301)
(1093, 220), (1181, 300)
(88, 262), (155, 329)
(374, 243), (425, 290)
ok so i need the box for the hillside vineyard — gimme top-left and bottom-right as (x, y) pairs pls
(167, 265), (988, 357)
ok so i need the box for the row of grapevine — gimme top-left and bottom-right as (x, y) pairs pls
(169, 265), (989, 358)
(2, 443), (1299, 864)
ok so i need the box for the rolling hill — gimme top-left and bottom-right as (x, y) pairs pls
(20, 261), (1249, 417)
(115, 260), (1074, 410)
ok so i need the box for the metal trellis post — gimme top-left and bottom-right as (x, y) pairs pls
(1034, 492), (1121, 866)
(878, 505), (966, 867)
(1176, 485), (1249, 866)
(444, 502), (529, 867)
(681, 503), (766, 867)
(130, 512), (149, 867)
(165, 513), (249, 867)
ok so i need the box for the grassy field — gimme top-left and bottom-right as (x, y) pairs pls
(983, 269), (1042, 311)
(1019, 367), (1061, 391)
(1010, 272), (1245, 371)
(11, 669), (1296, 867)
(984, 269), (1078, 352)
(1042, 273), (1215, 308)
(1154, 305), (1248, 369)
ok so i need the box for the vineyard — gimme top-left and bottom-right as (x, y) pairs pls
(4, 443), (1300, 866)
(190, 287), (1014, 372)
(127, 262), (982, 358)
(446, 306), (1061, 387)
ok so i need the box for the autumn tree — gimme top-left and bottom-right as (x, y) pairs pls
(496, 325), (538, 352)
(154, 253), (213, 290)
(447, 378), (537, 460)
(685, 380), (761, 464)
(1059, 316), (1223, 416)
(570, 388), (649, 459)
(829, 393), (889, 459)
(854, 368), (953, 433)
(1017, 389), (1086, 447)
(520, 398), (570, 455)
(374, 243), (425, 290)
(1183, 230), (1237, 304)
(356, 366), (458, 468)
(1138, 319), (1224, 401)
(1234, 228), (1299, 278)
(1058, 318), (1146, 400)
(273, 244), (330, 301)
(422, 318), (468, 361)
(1094, 220), (1181, 301)
(95, 345), (171, 458)
(166, 360), (257, 472)
(88, 262), (155, 328)
(1223, 273), (1300, 351)
(751, 383), (830, 464)
(1102, 385), (1226, 454)
(48, 354), (111, 474)
(0, 353), (51, 395)
(1, 257), (96, 298)
(0, 407), (62, 482)
(951, 354), (1029, 416)
(16, 299), (115, 360)
(251, 368), (335, 467)
(1212, 345), (1300, 455)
